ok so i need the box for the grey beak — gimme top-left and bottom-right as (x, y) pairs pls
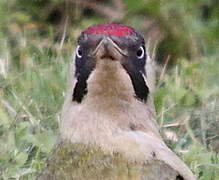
(92, 37), (128, 60)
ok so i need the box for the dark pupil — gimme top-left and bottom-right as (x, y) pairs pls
(78, 49), (82, 56)
(137, 48), (143, 57)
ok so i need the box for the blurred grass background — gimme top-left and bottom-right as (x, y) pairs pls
(0, 0), (218, 179)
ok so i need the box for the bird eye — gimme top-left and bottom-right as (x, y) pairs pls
(136, 46), (145, 59)
(76, 45), (82, 58)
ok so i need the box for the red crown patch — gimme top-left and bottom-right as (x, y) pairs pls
(83, 23), (134, 36)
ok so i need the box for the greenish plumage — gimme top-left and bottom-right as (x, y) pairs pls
(37, 142), (181, 180)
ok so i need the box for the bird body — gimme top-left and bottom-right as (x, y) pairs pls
(37, 23), (196, 180)
(37, 142), (184, 180)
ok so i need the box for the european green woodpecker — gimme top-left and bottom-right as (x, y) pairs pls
(37, 23), (196, 180)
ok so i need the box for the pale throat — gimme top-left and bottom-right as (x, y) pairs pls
(85, 59), (135, 105)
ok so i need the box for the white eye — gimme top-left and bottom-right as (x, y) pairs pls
(76, 45), (82, 58)
(136, 46), (145, 59)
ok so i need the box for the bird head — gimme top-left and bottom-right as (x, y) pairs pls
(72, 23), (150, 104)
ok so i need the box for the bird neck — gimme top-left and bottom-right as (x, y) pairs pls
(86, 59), (135, 103)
